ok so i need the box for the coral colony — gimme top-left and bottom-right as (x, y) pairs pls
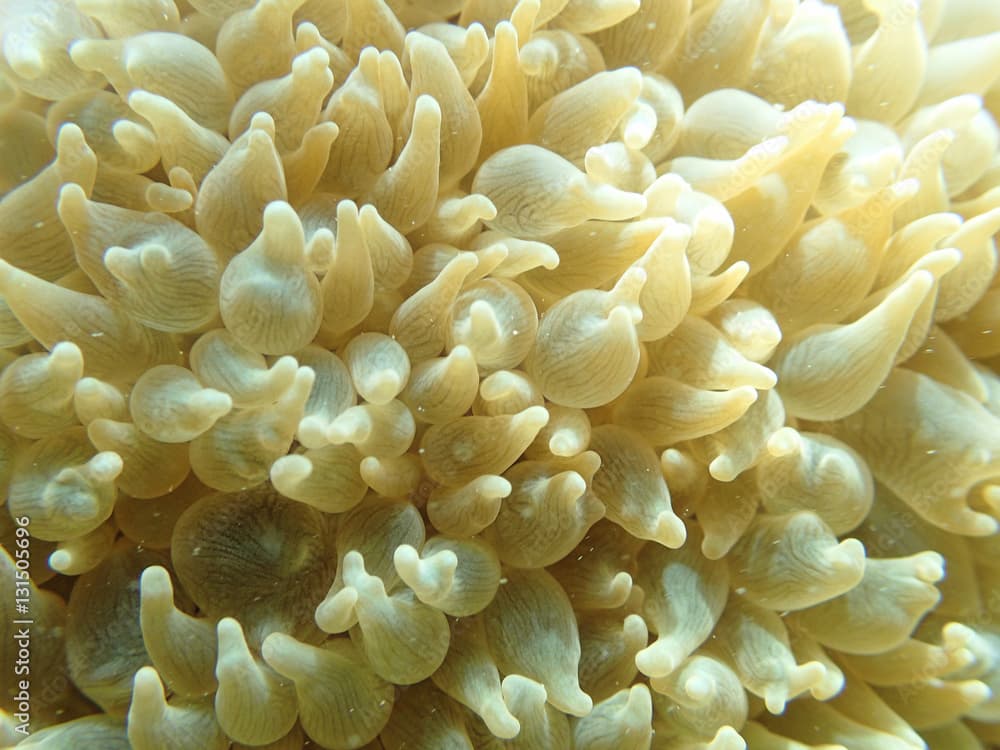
(2, 0), (1000, 748)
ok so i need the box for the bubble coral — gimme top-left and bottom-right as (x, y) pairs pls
(2, 0), (1000, 748)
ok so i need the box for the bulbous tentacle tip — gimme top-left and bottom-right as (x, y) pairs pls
(501, 673), (547, 709)
(651, 510), (687, 549)
(709, 725), (747, 750)
(66, 38), (102, 70)
(362, 372), (404, 406)
(86, 451), (125, 484)
(480, 694), (521, 739)
(827, 537), (866, 573)
(683, 672), (715, 703)
(5, 36), (46, 79)
(512, 404), (550, 433)
(763, 685), (790, 715)
(214, 616), (244, 653)
(634, 641), (679, 680)
(294, 416), (329, 450)
(392, 543), (421, 575)
(260, 201), (306, 252)
(314, 586), (360, 634)
(189, 389), (234, 421)
(56, 181), (89, 222)
(556, 685), (594, 718)
(139, 565), (174, 601)
(701, 535), (731, 561)
(129, 666), (168, 721)
(259, 632), (305, 680)
(270, 453), (313, 490)
(708, 455), (738, 483)
(956, 678), (992, 706)
(413, 92), (443, 126)
(620, 682), (653, 725)
(912, 551), (946, 583)
(623, 613), (649, 643)
(394, 543), (459, 602)
(603, 571), (633, 607)
(959, 510), (1000, 537)
(48, 340), (84, 373)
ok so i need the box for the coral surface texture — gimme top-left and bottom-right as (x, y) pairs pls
(2, 0), (1000, 748)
